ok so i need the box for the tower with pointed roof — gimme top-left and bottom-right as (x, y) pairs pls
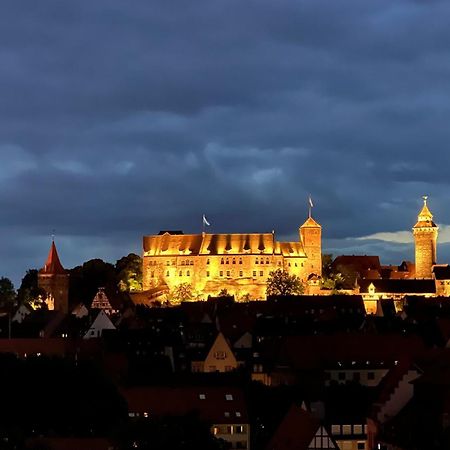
(413, 196), (438, 278)
(300, 214), (322, 277)
(38, 240), (69, 313)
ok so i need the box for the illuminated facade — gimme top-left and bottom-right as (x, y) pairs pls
(142, 215), (322, 299)
(413, 196), (438, 278)
(38, 240), (69, 313)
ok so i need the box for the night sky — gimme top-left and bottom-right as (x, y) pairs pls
(2, 1), (450, 286)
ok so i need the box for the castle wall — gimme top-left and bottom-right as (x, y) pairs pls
(38, 274), (69, 313)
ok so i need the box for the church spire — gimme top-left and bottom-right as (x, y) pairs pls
(417, 195), (433, 223)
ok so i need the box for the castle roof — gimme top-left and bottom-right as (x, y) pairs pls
(300, 215), (321, 228)
(413, 197), (438, 229)
(39, 241), (66, 275)
(143, 232), (306, 256)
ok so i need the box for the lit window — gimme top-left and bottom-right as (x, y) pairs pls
(224, 412), (230, 417)
(187, 270), (190, 276)
(220, 271), (223, 276)
(226, 270), (230, 277)
(144, 412), (149, 418)
(239, 271), (243, 277)
(214, 351), (227, 359)
(236, 412), (241, 417)
(207, 271), (210, 277)
(260, 271), (263, 276)
(225, 394), (233, 400)
(253, 271), (256, 277)
(199, 394), (206, 400)
(354, 424), (363, 434)
(331, 425), (340, 434)
(342, 425), (351, 435)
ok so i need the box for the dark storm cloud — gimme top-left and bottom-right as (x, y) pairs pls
(2, 0), (450, 285)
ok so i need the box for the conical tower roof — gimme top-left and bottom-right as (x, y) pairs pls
(413, 196), (437, 229)
(39, 241), (66, 275)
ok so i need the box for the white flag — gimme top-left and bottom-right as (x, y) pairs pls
(309, 195), (314, 208)
(203, 214), (210, 226)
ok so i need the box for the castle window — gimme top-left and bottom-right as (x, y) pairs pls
(226, 271), (230, 277)
(220, 271), (224, 277)
(181, 261), (185, 266)
(301, 263), (304, 267)
(239, 258), (242, 264)
(179, 271), (182, 276)
(206, 271), (210, 277)
(226, 258), (229, 264)
(151, 271), (154, 278)
(255, 259), (258, 264)
(166, 271), (170, 277)
(207, 259), (210, 265)
(232, 258), (236, 264)
(187, 270), (190, 276)
(288, 263), (291, 267)
(166, 261), (170, 266)
(266, 258), (269, 264)
(295, 263), (297, 267)
(221, 258), (224, 264)
(239, 271), (243, 277)
(190, 261), (193, 265)
(253, 271), (256, 277)
(260, 271), (263, 277)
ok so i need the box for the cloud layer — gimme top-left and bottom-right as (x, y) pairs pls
(2, 1), (450, 285)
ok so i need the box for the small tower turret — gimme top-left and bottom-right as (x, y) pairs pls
(413, 196), (438, 278)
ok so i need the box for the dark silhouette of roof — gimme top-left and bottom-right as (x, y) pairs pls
(358, 278), (436, 294)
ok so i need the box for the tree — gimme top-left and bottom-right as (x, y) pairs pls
(116, 253), (143, 292)
(321, 254), (351, 291)
(17, 269), (47, 306)
(0, 277), (16, 308)
(266, 270), (304, 297)
(172, 283), (195, 303)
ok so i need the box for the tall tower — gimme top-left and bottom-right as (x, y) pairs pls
(413, 196), (438, 279)
(300, 214), (322, 277)
(38, 240), (69, 313)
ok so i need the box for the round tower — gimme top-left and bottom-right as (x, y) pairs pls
(413, 196), (438, 279)
(300, 215), (322, 277)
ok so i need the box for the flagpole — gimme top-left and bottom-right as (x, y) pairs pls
(308, 195), (312, 218)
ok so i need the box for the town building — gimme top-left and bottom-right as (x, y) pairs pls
(142, 214), (322, 300)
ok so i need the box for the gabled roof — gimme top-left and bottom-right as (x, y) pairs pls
(39, 241), (66, 275)
(266, 404), (336, 450)
(433, 265), (450, 280)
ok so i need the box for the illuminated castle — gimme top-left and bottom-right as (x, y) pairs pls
(142, 214), (322, 299)
(413, 196), (438, 278)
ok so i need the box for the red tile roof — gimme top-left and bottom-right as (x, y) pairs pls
(265, 404), (320, 450)
(39, 241), (66, 275)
